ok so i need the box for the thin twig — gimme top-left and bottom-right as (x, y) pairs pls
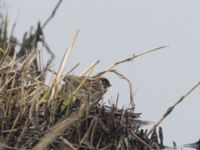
(0, 143), (17, 150)
(33, 109), (82, 150)
(66, 63), (80, 76)
(10, 11), (19, 37)
(42, 38), (55, 70)
(80, 60), (100, 76)
(147, 81), (200, 136)
(60, 136), (77, 150)
(131, 131), (154, 150)
(135, 45), (168, 58)
(105, 69), (135, 109)
(93, 45), (168, 78)
(42, 0), (64, 29)
(113, 70), (134, 108)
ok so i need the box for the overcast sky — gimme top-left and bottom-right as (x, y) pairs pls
(5, 0), (200, 149)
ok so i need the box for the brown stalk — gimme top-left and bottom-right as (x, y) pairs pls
(79, 116), (95, 146)
(42, 0), (64, 29)
(15, 118), (29, 148)
(108, 69), (135, 109)
(147, 81), (200, 136)
(93, 45), (167, 78)
(90, 115), (99, 145)
(59, 136), (77, 150)
(130, 131), (154, 150)
(52, 29), (79, 98)
(32, 109), (83, 150)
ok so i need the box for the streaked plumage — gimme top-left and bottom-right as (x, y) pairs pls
(62, 75), (111, 103)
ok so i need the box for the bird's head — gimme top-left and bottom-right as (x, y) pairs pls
(100, 77), (111, 90)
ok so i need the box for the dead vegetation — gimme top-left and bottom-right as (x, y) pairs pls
(0, 1), (200, 150)
(0, 29), (167, 149)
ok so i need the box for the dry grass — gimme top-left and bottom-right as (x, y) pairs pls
(0, 26), (168, 149)
(1, 2), (200, 149)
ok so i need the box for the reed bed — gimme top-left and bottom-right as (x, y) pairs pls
(0, 18), (167, 149)
(0, 1), (200, 150)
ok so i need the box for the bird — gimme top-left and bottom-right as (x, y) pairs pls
(183, 139), (200, 149)
(62, 75), (111, 104)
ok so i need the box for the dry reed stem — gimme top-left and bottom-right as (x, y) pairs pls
(65, 63), (80, 76)
(0, 45), (10, 64)
(51, 29), (79, 100)
(97, 117), (110, 134)
(93, 45), (168, 78)
(111, 70), (135, 109)
(147, 81), (200, 136)
(46, 63), (80, 80)
(135, 45), (168, 58)
(90, 116), (98, 146)
(15, 118), (29, 148)
(42, 0), (64, 29)
(99, 69), (135, 109)
(7, 82), (43, 92)
(21, 49), (40, 71)
(55, 28), (79, 83)
(99, 144), (112, 150)
(79, 116), (95, 145)
(91, 46), (167, 109)
(130, 131), (154, 150)
(10, 112), (21, 132)
(0, 143), (17, 150)
(80, 60), (100, 76)
(59, 136), (77, 150)
(37, 29), (79, 106)
(33, 109), (82, 150)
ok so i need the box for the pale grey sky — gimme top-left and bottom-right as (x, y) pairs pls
(6, 0), (200, 149)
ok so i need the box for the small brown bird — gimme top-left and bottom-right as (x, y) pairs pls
(62, 75), (111, 103)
